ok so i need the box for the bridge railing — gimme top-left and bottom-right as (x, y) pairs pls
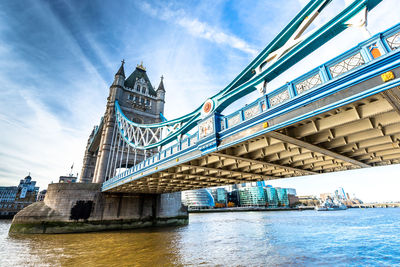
(103, 23), (400, 189)
(220, 23), (400, 133)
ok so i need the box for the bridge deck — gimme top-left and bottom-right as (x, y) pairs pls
(102, 24), (400, 194)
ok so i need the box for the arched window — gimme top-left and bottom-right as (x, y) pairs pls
(137, 85), (141, 91)
(142, 86), (146, 94)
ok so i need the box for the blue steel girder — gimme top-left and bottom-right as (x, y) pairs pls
(115, 0), (383, 150)
(102, 46), (400, 191)
(102, 23), (400, 192)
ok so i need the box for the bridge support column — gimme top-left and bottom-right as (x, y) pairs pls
(9, 183), (188, 234)
(93, 106), (115, 184)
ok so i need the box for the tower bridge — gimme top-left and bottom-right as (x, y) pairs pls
(102, 27), (400, 193)
(10, 0), (400, 234)
(78, 0), (400, 194)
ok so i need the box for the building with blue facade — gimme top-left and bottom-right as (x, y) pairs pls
(181, 182), (297, 209)
(265, 187), (279, 207)
(276, 188), (289, 207)
(238, 186), (266, 206)
(0, 187), (18, 204)
(0, 175), (39, 218)
(182, 189), (214, 209)
(216, 188), (227, 204)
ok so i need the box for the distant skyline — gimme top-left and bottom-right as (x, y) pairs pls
(0, 0), (399, 202)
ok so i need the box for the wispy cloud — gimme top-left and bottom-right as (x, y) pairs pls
(138, 2), (258, 56)
(0, 1), (109, 188)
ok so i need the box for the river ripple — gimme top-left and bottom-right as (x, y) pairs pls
(1, 208), (400, 266)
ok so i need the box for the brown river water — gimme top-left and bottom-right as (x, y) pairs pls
(1, 209), (400, 266)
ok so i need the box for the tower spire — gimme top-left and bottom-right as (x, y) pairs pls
(112, 60), (126, 87)
(116, 59), (125, 78)
(157, 75), (165, 92)
(137, 61), (146, 71)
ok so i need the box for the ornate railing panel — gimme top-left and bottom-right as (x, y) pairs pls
(295, 72), (322, 94)
(386, 31), (400, 50)
(269, 89), (290, 107)
(244, 104), (261, 120)
(329, 52), (365, 78)
(227, 114), (241, 127)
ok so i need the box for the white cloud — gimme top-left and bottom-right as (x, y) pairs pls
(0, 1), (109, 189)
(138, 2), (257, 56)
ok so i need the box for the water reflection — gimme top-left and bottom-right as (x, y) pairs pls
(7, 225), (184, 266)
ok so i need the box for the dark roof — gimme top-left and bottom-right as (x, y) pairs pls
(116, 60), (125, 77)
(157, 75), (165, 92)
(124, 66), (157, 96)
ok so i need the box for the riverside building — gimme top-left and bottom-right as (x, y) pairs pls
(182, 189), (215, 209)
(181, 183), (298, 208)
(212, 188), (228, 207)
(265, 187), (279, 207)
(0, 175), (39, 218)
(37, 189), (47, 201)
(227, 190), (240, 207)
(239, 186), (267, 206)
(276, 188), (289, 207)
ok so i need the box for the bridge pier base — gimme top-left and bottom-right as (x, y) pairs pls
(9, 183), (188, 234)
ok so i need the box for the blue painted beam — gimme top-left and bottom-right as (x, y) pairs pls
(102, 40), (400, 191)
(113, 0), (384, 150)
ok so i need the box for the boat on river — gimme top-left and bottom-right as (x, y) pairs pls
(315, 199), (347, 211)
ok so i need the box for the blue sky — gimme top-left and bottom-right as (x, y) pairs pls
(0, 0), (399, 202)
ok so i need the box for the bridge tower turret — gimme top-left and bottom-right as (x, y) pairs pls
(90, 61), (125, 183)
(113, 60), (126, 87)
(80, 61), (165, 184)
(156, 75), (166, 115)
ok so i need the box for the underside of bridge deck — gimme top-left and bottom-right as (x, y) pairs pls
(108, 86), (400, 194)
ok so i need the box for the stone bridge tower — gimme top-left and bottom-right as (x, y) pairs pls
(80, 61), (166, 183)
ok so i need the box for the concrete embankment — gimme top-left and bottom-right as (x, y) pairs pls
(9, 183), (188, 234)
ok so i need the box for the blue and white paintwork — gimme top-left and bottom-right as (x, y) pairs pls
(102, 22), (400, 192)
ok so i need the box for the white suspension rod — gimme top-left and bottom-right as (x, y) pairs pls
(105, 120), (117, 181)
(125, 145), (130, 169)
(112, 131), (122, 178)
(119, 135), (126, 172)
(107, 123), (120, 180)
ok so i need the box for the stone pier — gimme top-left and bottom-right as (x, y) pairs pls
(9, 183), (188, 234)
